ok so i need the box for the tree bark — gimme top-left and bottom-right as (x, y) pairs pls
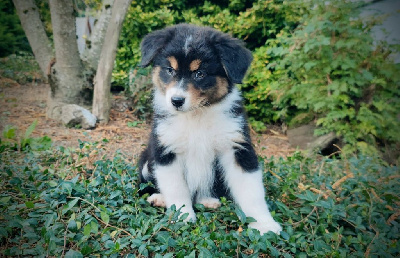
(81, 0), (114, 70)
(12, 0), (53, 76)
(92, 0), (132, 124)
(47, 0), (88, 119)
(14, 0), (131, 128)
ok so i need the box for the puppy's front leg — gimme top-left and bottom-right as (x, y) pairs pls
(154, 158), (196, 222)
(221, 150), (282, 235)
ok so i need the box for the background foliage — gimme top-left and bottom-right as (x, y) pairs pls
(3, 0), (399, 157)
(264, 0), (400, 156)
(1, 132), (399, 256)
(0, 0), (31, 57)
(113, 0), (400, 158)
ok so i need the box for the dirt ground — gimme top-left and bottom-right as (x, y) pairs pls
(0, 81), (294, 163)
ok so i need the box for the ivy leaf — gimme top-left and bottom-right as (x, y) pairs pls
(235, 206), (247, 224)
(62, 199), (79, 215)
(25, 201), (34, 209)
(64, 250), (83, 258)
(83, 224), (91, 236)
(101, 211), (110, 225)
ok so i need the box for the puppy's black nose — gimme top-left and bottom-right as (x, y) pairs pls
(171, 96), (185, 108)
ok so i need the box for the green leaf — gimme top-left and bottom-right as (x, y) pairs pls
(47, 181), (58, 187)
(64, 249), (83, 258)
(91, 221), (99, 234)
(280, 231), (290, 240)
(2, 126), (16, 139)
(67, 220), (77, 232)
(25, 201), (34, 209)
(0, 196), (11, 204)
(62, 199), (79, 215)
(138, 243), (147, 255)
(0, 228), (8, 238)
(83, 224), (91, 236)
(235, 206), (247, 224)
(185, 250), (196, 258)
(198, 246), (212, 257)
(24, 119), (37, 140)
(101, 211), (110, 225)
(304, 61), (317, 71)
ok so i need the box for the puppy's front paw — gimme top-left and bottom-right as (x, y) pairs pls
(249, 220), (282, 235)
(147, 193), (166, 207)
(197, 197), (221, 209)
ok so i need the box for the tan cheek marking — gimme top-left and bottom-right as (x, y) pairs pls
(167, 56), (178, 70)
(215, 76), (229, 99)
(189, 59), (201, 71)
(188, 83), (206, 106)
(152, 66), (164, 92)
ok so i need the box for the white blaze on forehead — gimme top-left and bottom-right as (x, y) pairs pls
(177, 78), (185, 89)
(184, 35), (193, 56)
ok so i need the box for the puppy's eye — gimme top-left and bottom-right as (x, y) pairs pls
(166, 67), (176, 76)
(194, 70), (205, 80)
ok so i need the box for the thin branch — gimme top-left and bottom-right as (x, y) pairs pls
(67, 196), (101, 212)
(292, 206), (317, 228)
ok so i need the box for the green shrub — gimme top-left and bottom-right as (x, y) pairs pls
(262, 0), (400, 155)
(114, 0), (399, 156)
(1, 139), (399, 256)
(0, 0), (31, 57)
(113, 2), (178, 86)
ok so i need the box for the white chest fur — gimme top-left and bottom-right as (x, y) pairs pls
(154, 89), (244, 198)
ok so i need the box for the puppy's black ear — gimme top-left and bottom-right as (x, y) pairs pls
(215, 36), (253, 84)
(139, 27), (174, 67)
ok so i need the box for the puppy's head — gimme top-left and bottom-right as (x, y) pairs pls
(140, 24), (252, 112)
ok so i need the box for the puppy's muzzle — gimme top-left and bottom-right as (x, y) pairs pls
(171, 96), (185, 109)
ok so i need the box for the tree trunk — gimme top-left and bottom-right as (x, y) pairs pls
(12, 0), (53, 76)
(47, 0), (88, 119)
(92, 0), (132, 124)
(81, 0), (114, 70)
(14, 0), (131, 128)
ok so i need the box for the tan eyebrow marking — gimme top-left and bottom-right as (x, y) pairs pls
(189, 59), (201, 71)
(167, 56), (178, 70)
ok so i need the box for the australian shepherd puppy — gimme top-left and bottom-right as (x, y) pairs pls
(138, 24), (282, 234)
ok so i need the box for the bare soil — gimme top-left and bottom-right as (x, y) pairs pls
(0, 81), (294, 163)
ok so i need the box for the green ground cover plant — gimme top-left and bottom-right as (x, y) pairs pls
(1, 134), (398, 256)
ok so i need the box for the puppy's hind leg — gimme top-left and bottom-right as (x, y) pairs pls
(220, 149), (282, 235)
